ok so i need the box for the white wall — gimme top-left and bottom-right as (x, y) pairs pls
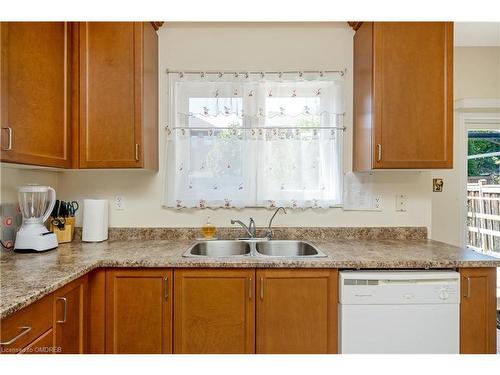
(430, 47), (500, 246)
(1, 164), (59, 204)
(454, 47), (500, 99)
(5, 23), (432, 229)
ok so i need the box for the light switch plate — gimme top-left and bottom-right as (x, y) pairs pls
(114, 195), (126, 210)
(396, 194), (407, 212)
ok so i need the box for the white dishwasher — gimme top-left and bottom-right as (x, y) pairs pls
(339, 270), (460, 354)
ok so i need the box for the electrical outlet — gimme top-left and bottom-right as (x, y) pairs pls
(114, 195), (126, 210)
(396, 194), (407, 212)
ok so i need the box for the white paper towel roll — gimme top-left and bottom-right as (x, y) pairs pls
(82, 199), (108, 242)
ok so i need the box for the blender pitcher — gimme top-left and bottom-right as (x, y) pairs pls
(14, 185), (58, 252)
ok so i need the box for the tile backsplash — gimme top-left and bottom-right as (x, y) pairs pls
(0, 203), (22, 249)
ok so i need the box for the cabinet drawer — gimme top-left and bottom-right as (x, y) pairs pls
(19, 329), (54, 354)
(0, 294), (53, 353)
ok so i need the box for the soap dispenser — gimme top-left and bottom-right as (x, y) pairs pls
(200, 216), (217, 240)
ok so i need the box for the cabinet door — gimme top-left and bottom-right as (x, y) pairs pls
(173, 269), (255, 354)
(53, 275), (88, 354)
(460, 268), (497, 354)
(79, 22), (142, 168)
(105, 268), (172, 354)
(256, 269), (338, 354)
(0, 22), (72, 167)
(373, 22), (453, 169)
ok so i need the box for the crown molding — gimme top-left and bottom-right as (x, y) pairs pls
(151, 22), (164, 31)
(347, 22), (363, 31)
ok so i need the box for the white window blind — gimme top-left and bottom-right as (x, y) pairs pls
(163, 71), (344, 209)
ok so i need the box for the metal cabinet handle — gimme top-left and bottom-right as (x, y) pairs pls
(464, 277), (471, 298)
(57, 297), (67, 323)
(135, 144), (140, 161)
(164, 276), (169, 299)
(0, 326), (32, 345)
(1, 127), (12, 151)
(260, 278), (264, 300)
(248, 277), (252, 300)
(376, 144), (382, 162)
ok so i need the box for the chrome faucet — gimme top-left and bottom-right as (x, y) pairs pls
(230, 218), (257, 238)
(265, 207), (287, 240)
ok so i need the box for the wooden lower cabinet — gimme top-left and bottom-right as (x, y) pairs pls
(88, 269), (106, 353)
(3, 266), (498, 355)
(19, 329), (54, 354)
(0, 294), (53, 354)
(105, 268), (172, 354)
(53, 275), (88, 354)
(173, 269), (255, 354)
(459, 267), (497, 354)
(256, 269), (338, 354)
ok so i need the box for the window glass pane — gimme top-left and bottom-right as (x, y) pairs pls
(164, 74), (343, 209)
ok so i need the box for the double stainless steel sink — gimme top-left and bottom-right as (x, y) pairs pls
(183, 240), (326, 258)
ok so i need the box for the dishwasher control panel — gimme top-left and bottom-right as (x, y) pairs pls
(339, 270), (460, 305)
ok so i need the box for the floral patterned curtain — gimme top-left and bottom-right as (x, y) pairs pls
(163, 71), (344, 209)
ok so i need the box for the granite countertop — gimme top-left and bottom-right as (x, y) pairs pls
(1, 237), (500, 319)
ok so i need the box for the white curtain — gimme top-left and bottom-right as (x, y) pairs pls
(163, 71), (344, 209)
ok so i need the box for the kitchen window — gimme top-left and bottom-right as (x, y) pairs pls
(163, 71), (344, 209)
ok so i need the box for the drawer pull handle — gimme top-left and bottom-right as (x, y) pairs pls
(57, 297), (67, 323)
(1, 126), (12, 151)
(0, 326), (32, 345)
(376, 144), (382, 162)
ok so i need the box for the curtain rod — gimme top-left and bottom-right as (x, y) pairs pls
(166, 69), (346, 77)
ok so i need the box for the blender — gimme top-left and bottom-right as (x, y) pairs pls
(14, 185), (58, 252)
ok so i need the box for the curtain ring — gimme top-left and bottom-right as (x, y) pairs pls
(179, 72), (184, 78)
(278, 72), (282, 79)
(298, 71), (303, 78)
(245, 72), (249, 79)
(234, 72), (239, 78)
(260, 72), (265, 79)
(200, 72), (205, 78)
(319, 71), (324, 77)
(218, 72), (223, 78)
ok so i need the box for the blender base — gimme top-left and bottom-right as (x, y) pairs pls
(14, 246), (57, 253)
(14, 226), (58, 252)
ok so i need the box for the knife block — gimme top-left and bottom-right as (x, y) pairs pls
(49, 217), (74, 244)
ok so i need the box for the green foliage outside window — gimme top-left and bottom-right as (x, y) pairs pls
(468, 131), (500, 183)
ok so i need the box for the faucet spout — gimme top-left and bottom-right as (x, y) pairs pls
(230, 219), (255, 238)
(266, 207), (287, 240)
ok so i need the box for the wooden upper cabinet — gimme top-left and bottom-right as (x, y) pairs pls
(173, 269), (255, 354)
(0, 22), (72, 168)
(256, 269), (338, 354)
(79, 22), (158, 169)
(353, 22), (453, 171)
(459, 267), (497, 354)
(105, 268), (172, 354)
(53, 274), (88, 354)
